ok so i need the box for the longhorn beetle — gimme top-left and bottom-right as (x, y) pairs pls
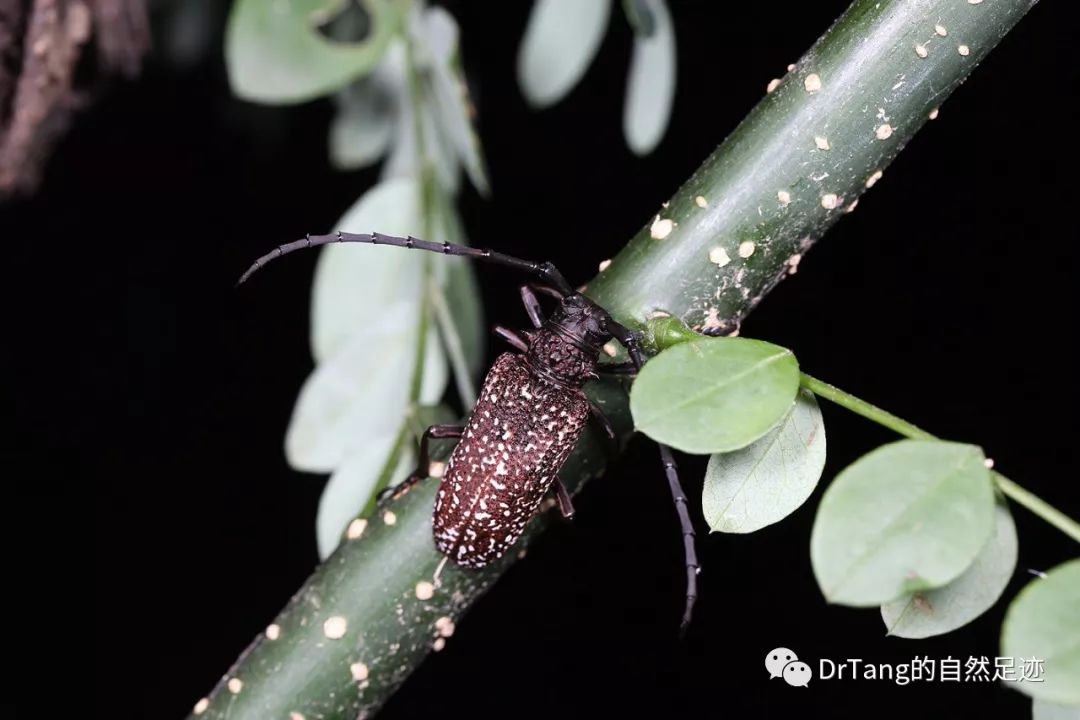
(240, 232), (701, 632)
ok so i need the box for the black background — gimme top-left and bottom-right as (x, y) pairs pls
(4, 1), (1076, 718)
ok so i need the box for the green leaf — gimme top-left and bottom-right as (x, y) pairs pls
(420, 6), (490, 196)
(881, 502), (1017, 638)
(225, 0), (401, 104)
(287, 178), (448, 472)
(517, 0), (612, 108)
(629, 336), (800, 454)
(328, 62), (398, 170)
(1034, 699), (1080, 720)
(1001, 559), (1080, 704)
(622, 0), (675, 155)
(316, 426), (412, 559)
(702, 389), (825, 533)
(810, 440), (995, 607)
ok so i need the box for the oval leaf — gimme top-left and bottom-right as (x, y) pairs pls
(703, 389), (825, 533)
(629, 337), (800, 454)
(517, 0), (612, 108)
(316, 428), (410, 559)
(328, 45), (401, 170)
(420, 6), (490, 195)
(810, 440), (995, 607)
(622, 0), (676, 155)
(881, 501), (1018, 638)
(1001, 559), (1080, 704)
(225, 0), (400, 104)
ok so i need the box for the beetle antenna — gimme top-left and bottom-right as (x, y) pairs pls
(607, 318), (699, 634)
(238, 232), (574, 295)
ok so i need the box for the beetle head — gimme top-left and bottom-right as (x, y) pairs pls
(545, 293), (612, 353)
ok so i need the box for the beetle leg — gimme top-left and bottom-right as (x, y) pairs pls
(519, 285), (545, 329)
(588, 402), (618, 460)
(657, 444), (700, 637)
(595, 361), (637, 376)
(380, 424), (464, 502)
(493, 325), (529, 353)
(554, 480), (575, 520)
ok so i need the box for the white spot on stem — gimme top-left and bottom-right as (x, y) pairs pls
(803, 73), (822, 93)
(984, 458), (995, 469)
(346, 518), (367, 540)
(415, 581), (435, 600)
(875, 124), (893, 140)
(433, 637), (447, 652)
(928, 108), (939, 120)
(935, 24), (948, 36)
(820, 193), (839, 209)
(777, 190), (791, 206)
(602, 341), (618, 357)
(737, 241), (756, 258)
(382, 510), (397, 526)
(866, 169), (883, 188)
(814, 135), (830, 150)
(227, 678), (243, 694)
(650, 215), (675, 239)
(709, 247), (731, 267)
(766, 78), (781, 93)
(694, 195), (708, 208)
(598, 258), (612, 272)
(290, 713), (306, 720)
(323, 616), (348, 639)
(193, 698), (209, 715)
(958, 44), (970, 56)
(350, 662), (369, 682)
(435, 616), (456, 637)
(428, 460), (446, 479)
(265, 623), (281, 640)
(915, 44), (928, 58)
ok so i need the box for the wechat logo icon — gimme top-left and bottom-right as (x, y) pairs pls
(766, 647), (812, 687)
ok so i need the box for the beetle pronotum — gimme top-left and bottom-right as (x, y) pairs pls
(241, 232), (701, 632)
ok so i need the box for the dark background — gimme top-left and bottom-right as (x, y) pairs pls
(4, 1), (1076, 718)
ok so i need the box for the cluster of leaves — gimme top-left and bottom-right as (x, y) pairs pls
(630, 317), (1079, 711)
(227, 0), (489, 558)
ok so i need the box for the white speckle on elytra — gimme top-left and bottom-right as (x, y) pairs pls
(227, 678), (243, 694)
(323, 616), (348, 639)
(193, 698), (209, 715)
(777, 190), (791, 206)
(415, 581), (435, 600)
(433, 637), (447, 652)
(984, 458), (995, 469)
(650, 215), (674, 239)
(958, 44), (970, 56)
(602, 341), (618, 357)
(866, 169), (884, 188)
(738, 241), (756, 258)
(709, 247), (731, 267)
(428, 460), (446, 479)
(350, 662), (369, 681)
(346, 518), (367, 539)
(435, 616), (456, 637)
(875, 124), (893, 140)
(820, 193), (839, 209)
(814, 135), (830, 150)
(928, 108), (939, 120)
(382, 510), (397, 526)
(598, 258), (612, 272)
(766, 78), (781, 93)
(265, 623), (281, 640)
(935, 24), (947, 36)
(695, 195), (708, 208)
(804, 73), (821, 92)
(915, 44), (928, 58)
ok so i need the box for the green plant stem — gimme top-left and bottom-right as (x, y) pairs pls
(800, 372), (1080, 544)
(190, 2), (1040, 718)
